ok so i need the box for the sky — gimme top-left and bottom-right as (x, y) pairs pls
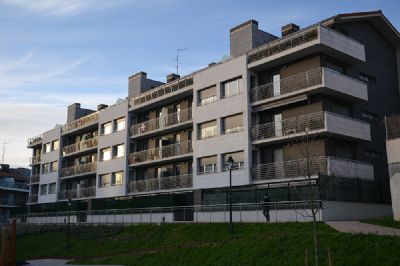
(0, 0), (399, 168)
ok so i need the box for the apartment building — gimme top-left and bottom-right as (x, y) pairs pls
(27, 11), (400, 220)
(0, 164), (30, 223)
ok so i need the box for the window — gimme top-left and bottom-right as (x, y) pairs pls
(99, 173), (111, 187)
(101, 147), (112, 161)
(222, 77), (241, 98)
(102, 122), (113, 135)
(112, 172), (123, 186)
(113, 144), (125, 158)
(365, 149), (382, 159)
(52, 140), (59, 151)
(42, 163), (50, 174)
(222, 151), (245, 171)
(362, 111), (379, 121)
(198, 156), (218, 174)
(50, 161), (58, 172)
(359, 72), (376, 83)
(199, 120), (217, 139)
(48, 183), (56, 194)
(222, 113), (243, 134)
(44, 143), (51, 153)
(198, 86), (217, 105)
(115, 117), (126, 131)
(40, 184), (47, 195)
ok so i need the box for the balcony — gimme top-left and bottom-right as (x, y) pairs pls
(29, 155), (41, 165)
(129, 76), (194, 109)
(27, 134), (43, 148)
(31, 174), (40, 184)
(129, 141), (192, 166)
(252, 156), (374, 182)
(61, 112), (99, 135)
(248, 25), (365, 70)
(128, 174), (193, 194)
(0, 181), (28, 191)
(131, 108), (192, 138)
(0, 198), (27, 206)
(250, 68), (368, 108)
(58, 186), (96, 200)
(251, 111), (370, 145)
(62, 137), (98, 156)
(28, 194), (38, 203)
(61, 162), (97, 178)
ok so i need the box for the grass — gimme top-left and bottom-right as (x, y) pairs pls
(16, 222), (400, 266)
(363, 216), (400, 229)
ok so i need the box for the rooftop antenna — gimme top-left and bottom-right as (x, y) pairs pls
(2, 142), (8, 164)
(176, 48), (187, 75)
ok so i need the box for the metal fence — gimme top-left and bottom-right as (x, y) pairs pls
(61, 162), (97, 177)
(61, 112), (99, 134)
(129, 141), (192, 164)
(128, 174), (193, 193)
(62, 137), (98, 156)
(15, 201), (322, 224)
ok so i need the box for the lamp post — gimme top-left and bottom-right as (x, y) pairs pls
(67, 198), (72, 249)
(226, 155), (235, 234)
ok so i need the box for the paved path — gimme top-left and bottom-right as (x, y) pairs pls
(326, 221), (400, 237)
(25, 259), (123, 266)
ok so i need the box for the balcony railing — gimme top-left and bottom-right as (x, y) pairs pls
(31, 174), (40, 183)
(128, 174), (193, 193)
(58, 186), (96, 200)
(29, 155), (41, 165)
(252, 156), (373, 181)
(131, 108), (192, 136)
(248, 26), (319, 64)
(28, 194), (38, 203)
(27, 134), (43, 146)
(61, 112), (99, 134)
(61, 162), (97, 178)
(386, 115), (400, 140)
(0, 181), (28, 190)
(62, 137), (98, 156)
(130, 76), (193, 107)
(129, 141), (192, 164)
(252, 112), (326, 141)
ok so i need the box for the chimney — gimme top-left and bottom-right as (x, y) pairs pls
(167, 73), (180, 83)
(128, 71), (164, 98)
(281, 23), (300, 37)
(67, 103), (95, 122)
(97, 104), (108, 111)
(0, 164), (10, 171)
(208, 62), (216, 67)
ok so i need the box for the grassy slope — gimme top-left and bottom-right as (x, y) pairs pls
(363, 216), (400, 229)
(16, 223), (400, 266)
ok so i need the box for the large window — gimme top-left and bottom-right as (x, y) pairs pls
(50, 161), (58, 172)
(99, 173), (111, 187)
(222, 77), (241, 98)
(198, 155), (218, 174)
(199, 120), (217, 139)
(102, 122), (113, 135)
(222, 151), (245, 171)
(44, 143), (51, 153)
(222, 113), (243, 134)
(115, 117), (126, 131)
(101, 147), (112, 161)
(48, 183), (56, 194)
(40, 184), (47, 195)
(52, 140), (59, 151)
(42, 163), (50, 174)
(113, 144), (125, 158)
(112, 172), (123, 186)
(198, 86), (217, 106)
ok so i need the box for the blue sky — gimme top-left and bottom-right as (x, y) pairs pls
(0, 0), (399, 167)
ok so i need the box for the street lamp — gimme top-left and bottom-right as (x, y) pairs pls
(226, 155), (235, 234)
(66, 198), (72, 249)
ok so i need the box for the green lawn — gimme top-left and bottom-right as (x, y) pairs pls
(16, 222), (400, 266)
(363, 216), (400, 229)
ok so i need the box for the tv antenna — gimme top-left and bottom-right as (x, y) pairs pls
(176, 48), (187, 75)
(2, 142), (8, 164)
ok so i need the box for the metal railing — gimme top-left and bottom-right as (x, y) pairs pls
(128, 174), (193, 193)
(248, 26), (319, 64)
(0, 181), (28, 190)
(58, 186), (96, 200)
(129, 76), (193, 107)
(27, 134), (42, 146)
(29, 155), (41, 165)
(250, 67), (323, 103)
(28, 194), (38, 203)
(385, 115), (400, 140)
(252, 156), (373, 181)
(130, 108), (192, 136)
(61, 162), (97, 178)
(31, 174), (40, 183)
(62, 137), (98, 156)
(0, 198), (27, 206)
(61, 112), (99, 134)
(252, 112), (325, 141)
(15, 201), (322, 224)
(129, 141), (192, 164)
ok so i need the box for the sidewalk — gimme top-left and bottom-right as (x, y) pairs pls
(326, 221), (400, 237)
(25, 259), (123, 266)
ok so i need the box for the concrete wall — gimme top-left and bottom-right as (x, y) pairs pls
(386, 138), (400, 220)
(321, 201), (392, 221)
